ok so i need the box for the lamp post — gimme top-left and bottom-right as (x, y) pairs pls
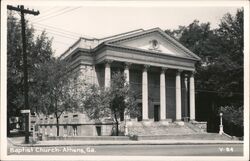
(219, 112), (224, 135)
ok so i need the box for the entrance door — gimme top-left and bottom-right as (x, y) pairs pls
(96, 126), (101, 136)
(154, 105), (160, 121)
(137, 103), (142, 121)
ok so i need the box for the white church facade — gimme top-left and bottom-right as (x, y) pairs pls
(38, 28), (207, 137)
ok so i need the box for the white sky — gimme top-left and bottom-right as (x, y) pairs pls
(17, 4), (240, 57)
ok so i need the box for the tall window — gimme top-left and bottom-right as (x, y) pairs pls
(73, 126), (77, 136)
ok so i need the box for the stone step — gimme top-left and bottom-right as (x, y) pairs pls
(127, 122), (197, 136)
(45, 136), (130, 141)
(136, 133), (234, 141)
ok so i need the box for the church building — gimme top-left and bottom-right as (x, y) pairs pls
(38, 28), (206, 137)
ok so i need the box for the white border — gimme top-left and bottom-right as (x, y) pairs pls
(1, 1), (249, 161)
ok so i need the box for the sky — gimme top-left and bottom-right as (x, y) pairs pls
(15, 3), (241, 57)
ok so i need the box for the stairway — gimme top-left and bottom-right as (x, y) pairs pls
(127, 121), (196, 136)
(135, 133), (233, 140)
(126, 121), (234, 141)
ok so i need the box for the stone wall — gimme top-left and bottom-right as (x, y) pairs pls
(191, 121), (207, 133)
(38, 112), (115, 137)
(96, 64), (105, 87)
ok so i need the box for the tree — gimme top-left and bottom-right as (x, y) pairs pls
(83, 71), (139, 136)
(215, 9), (243, 102)
(35, 59), (84, 136)
(165, 9), (243, 135)
(7, 12), (53, 135)
(220, 106), (243, 128)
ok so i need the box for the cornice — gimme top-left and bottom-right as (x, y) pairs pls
(95, 51), (195, 71)
(106, 44), (199, 62)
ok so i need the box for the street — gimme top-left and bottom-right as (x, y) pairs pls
(8, 144), (243, 156)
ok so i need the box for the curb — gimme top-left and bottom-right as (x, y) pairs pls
(8, 139), (244, 147)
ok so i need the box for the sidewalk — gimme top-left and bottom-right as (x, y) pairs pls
(8, 137), (243, 147)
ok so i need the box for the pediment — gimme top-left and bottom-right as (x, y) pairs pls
(105, 28), (200, 61)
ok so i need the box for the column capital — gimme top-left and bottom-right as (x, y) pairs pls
(176, 69), (183, 75)
(161, 67), (168, 73)
(143, 64), (150, 71)
(184, 73), (189, 79)
(124, 62), (132, 69)
(189, 71), (196, 77)
(105, 59), (113, 65)
(184, 76), (188, 82)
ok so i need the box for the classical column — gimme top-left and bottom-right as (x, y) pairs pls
(184, 74), (188, 119)
(160, 67), (167, 120)
(124, 62), (132, 121)
(176, 70), (182, 121)
(124, 62), (131, 86)
(189, 72), (195, 121)
(142, 65), (150, 120)
(92, 65), (98, 85)
(104, 60), (112, 88)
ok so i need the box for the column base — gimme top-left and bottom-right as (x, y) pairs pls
(142, 119), (154, 126)
(124, 118), (131, 122)
(129, 118), (138, 122)
(175, 120), (184, 126)
(159, 119), (172, 125)
(126, 119), (133, 126)
(189, 119), (196, 123)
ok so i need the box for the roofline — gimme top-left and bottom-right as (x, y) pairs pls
(59, 28), (145, 59)
(59, 37), (81, 60)
(60, 27), (201, 61)
(104, 27), (161, 44)
(157, 29), (201, 61)
(99, 28), (144, 40)
(104, 27), (201, 61)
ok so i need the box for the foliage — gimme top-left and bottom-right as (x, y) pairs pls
(165, 9), (243, 134)
(7, 12), (54, 135)
(83, 71), (139, 136)
(7, 12), (82, 136)
(220, 106), (243, 128)
(82, 85), (111, 120)
(7, 12), (54, 115)
(35, 59), (85, 136)
(166, 9), (243, 100)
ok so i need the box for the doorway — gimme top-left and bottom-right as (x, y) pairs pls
(137, 103), (142, 121)
(96, 126), (101, 136)
(154, 105), (160, 121)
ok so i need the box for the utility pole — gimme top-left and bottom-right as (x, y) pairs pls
(7, 5), (39, 144)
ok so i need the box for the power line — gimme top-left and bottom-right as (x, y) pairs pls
(33, 7), (81, 23)
(37, 7), (64, 15)
(29, 7), (69, 21)
(32, 28), (74, 45)
(33, 24), (79, 38)
(32, 22), (80, 36)
(31, 22), (95, 39)
(35, 28), (78, 40)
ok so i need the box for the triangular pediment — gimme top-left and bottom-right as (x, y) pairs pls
(104, 28), (200, 61)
